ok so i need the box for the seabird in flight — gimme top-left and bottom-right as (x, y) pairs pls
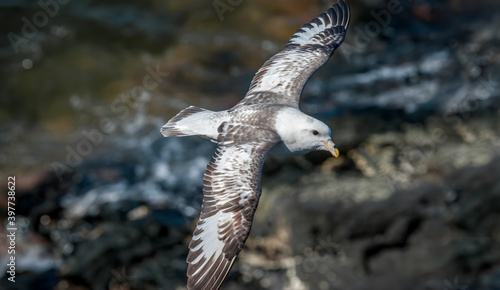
(161, 0), (350, 288)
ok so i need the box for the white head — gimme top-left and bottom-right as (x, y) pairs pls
(274, 108), (339, 157)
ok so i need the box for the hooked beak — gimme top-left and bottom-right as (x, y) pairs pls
(324, 140), (339, 158)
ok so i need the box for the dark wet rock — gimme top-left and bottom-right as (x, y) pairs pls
(232, 159), (500, 289)
(60, 220), (188, 289)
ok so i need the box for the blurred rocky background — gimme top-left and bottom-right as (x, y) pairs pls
(1, 0), (500, 289)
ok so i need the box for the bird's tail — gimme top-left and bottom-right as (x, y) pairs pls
(161, 106), (216, 138)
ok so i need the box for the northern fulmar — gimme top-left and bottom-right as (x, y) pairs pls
(161, 1), (350, 289)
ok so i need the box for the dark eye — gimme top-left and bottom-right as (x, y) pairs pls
(312, 130), (319, 136)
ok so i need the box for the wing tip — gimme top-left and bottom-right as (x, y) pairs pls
(187, 255), (237, 290)
(287, 0), (351, 47)
(325, 0), (351, 30)
(336, 0), (351, 29)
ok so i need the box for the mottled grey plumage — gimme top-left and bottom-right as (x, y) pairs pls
(161, 1), (350, 289)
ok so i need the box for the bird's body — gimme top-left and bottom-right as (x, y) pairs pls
(161, 1), (350, 289)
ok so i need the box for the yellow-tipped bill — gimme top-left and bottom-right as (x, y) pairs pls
(324, 140), (339, 157)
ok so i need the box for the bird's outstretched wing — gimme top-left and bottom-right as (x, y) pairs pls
(186, 125), (279, 290)
(234, 0), (350, 109)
